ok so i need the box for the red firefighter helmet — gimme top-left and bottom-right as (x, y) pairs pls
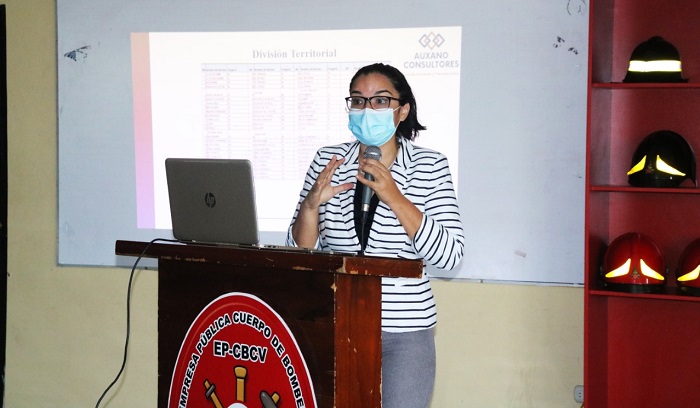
(677, 238), (700, 296)
(602, 232), (666, 293)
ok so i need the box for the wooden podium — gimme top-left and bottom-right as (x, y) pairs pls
(115, 240), (422, 408)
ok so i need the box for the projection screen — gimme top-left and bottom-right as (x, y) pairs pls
(57, 0), (588, 284)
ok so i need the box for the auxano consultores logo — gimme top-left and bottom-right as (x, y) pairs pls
(418, 32), (445, 49)
(405, 30), (460, 69)
(169, 293), (317, 408)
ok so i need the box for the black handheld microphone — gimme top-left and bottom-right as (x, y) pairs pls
(361, 146), (382, 217)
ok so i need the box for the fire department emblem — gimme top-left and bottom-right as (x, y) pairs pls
(168, 293), (317, 408)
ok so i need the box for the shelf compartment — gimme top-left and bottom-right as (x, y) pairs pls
(587, 192), (700, 273)
(590, 0), (700, 84)
(585, 295), (700, 408)
(588, 88), (700, 186)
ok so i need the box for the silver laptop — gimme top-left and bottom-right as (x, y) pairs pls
(165, 158), (259, 246)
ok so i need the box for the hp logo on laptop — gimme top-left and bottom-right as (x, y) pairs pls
(204, 192), (216, 208)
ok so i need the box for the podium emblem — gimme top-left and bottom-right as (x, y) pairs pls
(168, 292), (317, 408)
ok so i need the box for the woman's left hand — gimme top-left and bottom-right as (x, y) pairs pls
(357, 157), (402, 207)
(357, 156), (423, 239)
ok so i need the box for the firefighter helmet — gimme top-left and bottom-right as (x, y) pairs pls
(627, 130), (696, 188)
(623, 36), (687, 83)
(677, 238), (700, 296)
(602, 232), (666, 293)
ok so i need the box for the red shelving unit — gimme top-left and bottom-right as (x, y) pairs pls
(585, 1), (700, 406)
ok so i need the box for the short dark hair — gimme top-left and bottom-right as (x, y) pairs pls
(349, 63), (426, 141)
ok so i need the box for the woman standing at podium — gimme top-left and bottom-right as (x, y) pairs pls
(287, 63), (464, 408)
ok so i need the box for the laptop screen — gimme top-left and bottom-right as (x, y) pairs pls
(165, 158), (259, 245)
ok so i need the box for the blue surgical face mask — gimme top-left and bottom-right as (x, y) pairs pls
(347, 107), (399, 147)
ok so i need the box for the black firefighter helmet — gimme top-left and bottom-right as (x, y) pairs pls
(627, 130), (696, 188)
(623, 36), (687, 83)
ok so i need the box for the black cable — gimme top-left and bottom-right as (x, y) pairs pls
(360, 216), (367, 256)
(95, 238), (179, 408)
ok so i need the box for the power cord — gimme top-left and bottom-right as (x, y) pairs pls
(94, 238), (179, 408)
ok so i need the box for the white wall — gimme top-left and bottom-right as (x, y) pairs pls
(4, 0), (584, 406)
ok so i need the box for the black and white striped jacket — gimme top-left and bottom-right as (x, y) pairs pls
(287, 138), (464, 332)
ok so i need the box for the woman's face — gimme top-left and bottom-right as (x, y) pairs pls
(349, 73), (409, 127)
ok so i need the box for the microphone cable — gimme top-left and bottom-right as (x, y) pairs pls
(360, 211), (368, 256)
(95, 237), (179, 408)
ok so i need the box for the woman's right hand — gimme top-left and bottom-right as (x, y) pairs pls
(292, 155), (352, 248)
(301, 155), (352, 211)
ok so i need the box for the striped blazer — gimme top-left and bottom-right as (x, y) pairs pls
(287, 138), (465, 332)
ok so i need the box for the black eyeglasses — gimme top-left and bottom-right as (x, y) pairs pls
(345, 96), (401, 111)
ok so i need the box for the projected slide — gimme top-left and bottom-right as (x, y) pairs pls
(132, 27), (462, 232)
